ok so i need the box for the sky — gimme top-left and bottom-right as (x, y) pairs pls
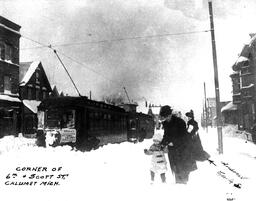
(0, 126), (256, 201)
(1, 0), (256, 116)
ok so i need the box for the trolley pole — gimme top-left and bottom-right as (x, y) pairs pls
(208, 1), (223, 154)
(204, 82), (208, 133)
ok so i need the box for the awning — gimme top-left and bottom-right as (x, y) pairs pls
(0, 94), (21, 102)
(23, 100), (41, 113)
(221, 102), (237, 113)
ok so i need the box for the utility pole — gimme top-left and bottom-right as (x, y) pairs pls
(123, 87), (131, 103)
(204, 82), (208, 133)
(208, 1), (223, 154)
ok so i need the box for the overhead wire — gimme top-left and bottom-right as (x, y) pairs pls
(20, 29), (210, 96)
(21, 34), (122, 86)
(21, 29), (210, 50)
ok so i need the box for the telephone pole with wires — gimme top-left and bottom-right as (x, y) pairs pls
(208, 1), (223, 154)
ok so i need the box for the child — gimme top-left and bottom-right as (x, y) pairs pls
(144, 132), (168, 184)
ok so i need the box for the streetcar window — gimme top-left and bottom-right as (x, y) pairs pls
(61, 110), (75, 129)
(130, 120), (136, 130)
(46, 109), (60, 128)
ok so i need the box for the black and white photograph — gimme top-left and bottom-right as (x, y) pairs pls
(0, 0), (256, 200)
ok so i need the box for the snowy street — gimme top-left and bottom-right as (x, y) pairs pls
(0, 126), (256, 201)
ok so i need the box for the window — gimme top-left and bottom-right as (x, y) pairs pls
(46, 109), (60, 128)
(61, 110), (75, 129)
(5, 44), (13, 61)
(28, 87), (32, 100)
(4, 76), (11, 94)
(36, 88), (40, 100)
(36, 71), (40, 84)
(0, 43), (4, 60)
(130, 120), (136, 130)
(43, 91), (47, 99)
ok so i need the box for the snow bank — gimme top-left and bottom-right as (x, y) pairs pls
(0, 127), (255, 201)
(0, 134), (36, 154)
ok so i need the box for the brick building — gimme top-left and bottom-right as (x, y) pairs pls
(230, 33), (256, 131)
(0, 16), (21, 136)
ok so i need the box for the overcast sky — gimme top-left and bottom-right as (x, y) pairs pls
(1, 0), (256, 115)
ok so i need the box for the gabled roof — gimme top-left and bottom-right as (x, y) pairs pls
(19, 61), (52, 91)
(50, 85), (60, 97)
(19, 61), (41, 85)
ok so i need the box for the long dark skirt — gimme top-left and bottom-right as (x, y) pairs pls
(167, 141), (197, 184)
(190, 134), (210, 161)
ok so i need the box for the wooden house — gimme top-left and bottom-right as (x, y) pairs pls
(19, 61), (52, 135)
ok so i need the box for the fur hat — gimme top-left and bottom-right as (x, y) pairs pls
(185, 110), (194, 118)
(159, 105), (173, 118)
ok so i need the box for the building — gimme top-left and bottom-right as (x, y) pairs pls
(221, 101), (238, 125)
(50, 85), (62, 97)
(230, 34), (256, 131)
(19, 61), (52, 135)
(204, 97), (229, 127)
(0, 16), (21, 137)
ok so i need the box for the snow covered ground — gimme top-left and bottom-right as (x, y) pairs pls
(0, 126), (256, 201)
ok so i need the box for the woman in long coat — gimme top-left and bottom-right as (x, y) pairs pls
(185, 110), (210, 162)
(159, 105), (197, 184)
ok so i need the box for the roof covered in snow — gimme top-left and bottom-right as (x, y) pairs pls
(241, 83), (254, 89)
(23, 100), (41, 113)
(232, 55), (249, 71)
(19, 61), (41, 86)
(221, 102), (237, 112)
(0, 94), (21, 102)
(249, 33), (256, 47)
(236, 56), (249, 63)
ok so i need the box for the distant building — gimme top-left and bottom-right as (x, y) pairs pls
(50, 85), (60, 97)
(118, 103), (138, 113)
(19, 61), (52, 135)
(204, 97), (229, 127)
(0, 16), (21, 136)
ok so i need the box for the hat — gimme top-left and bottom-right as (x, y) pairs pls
(185, 110), (194, 118)
(159, 105), (173, 117)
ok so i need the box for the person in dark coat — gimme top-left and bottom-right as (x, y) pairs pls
(159, 105), (197, 184)
(185, 110), (199, 137)
(185, 110), (210, 162)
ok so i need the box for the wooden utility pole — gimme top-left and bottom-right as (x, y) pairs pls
(208, 1), (223, 154)
(123, 87), (131, 103)
(204, 82), (208, 133)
